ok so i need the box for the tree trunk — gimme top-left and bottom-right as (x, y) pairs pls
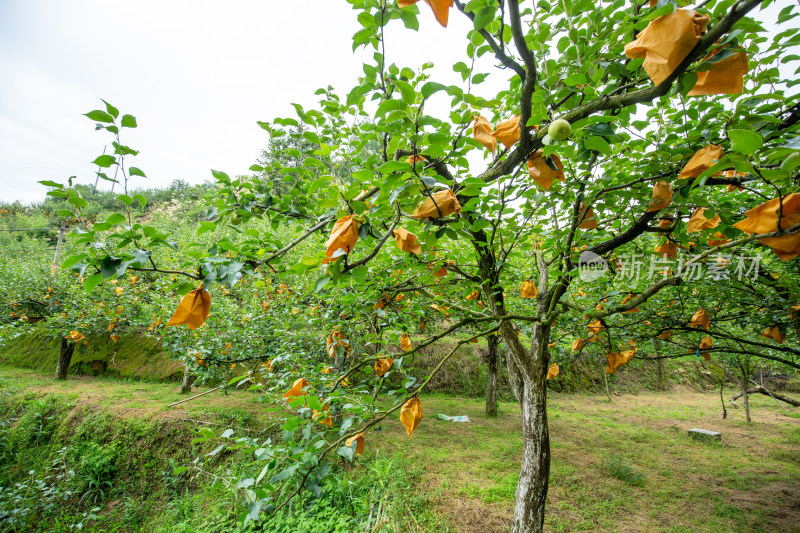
(471, 226), (550, 533)
(181, 364), (192, 394)
(740, 372), (751, 423)
(652, 339), (666, 391)
(719, 379), (727, 419)
(510, 327), (551, 533)
(507, 355), (524, 404)
(486, 334), (500, 417)
(55, 338), (74, 380)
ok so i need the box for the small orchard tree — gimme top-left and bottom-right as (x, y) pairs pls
(43, 0), (800, 530)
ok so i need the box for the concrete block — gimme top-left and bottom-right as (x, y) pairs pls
(688, 428), (721, 442)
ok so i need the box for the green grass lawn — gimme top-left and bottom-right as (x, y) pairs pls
(1, 366), (798, 532)
(368, 390), (800, 533)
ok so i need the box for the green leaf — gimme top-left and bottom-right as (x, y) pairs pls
(677, 72), (698, 96)
(206, 445), (226, 457)
(198, 221), (216, 235)
(389, 185), (407, 204)
(376, 99), (407, 117)
(306, 395), (323, 412)
(337, 445), (355, 463)
(421, 82), (448, 99)
(84, 273), (103, 292)
(378, 160), (409, 174)
(352, 169), (373, 182)
(314, 276), (331, 292)
(227, 375), (249, 387)
(132, 249), (151, 266)
(308, 176), (330, 194)
(129, 167), (147, 178)
(780, 151), (800, 171)
(101, 99), (119, 118)
(68, 196), (88, 209)
(473, 6), (495, 30)
(728, 129), (763, 156)
(37, 180), (63, 188)
(105, 213), (126, 226)
(472, 73), (488, 84)
(62, 254), (87, 269)
(211, 169), (231, 183)
(352, 27), (374, 49)
(93, 155), (117, 168)
(344, 185), (362, 201)
(84, 110), (114, 123)
(351, 266), (368, 284)
(117, 194), (134, 206)
(453, 61), (470, 81)
(121, 114), (137, 128)
(584, 136), (612, 156)
(134, 194), (147, 208)
(398, 9), (419, 31)
(99, 256), (122, 278)
(394, 79), (416, 105)
(564, 73), (587, 86)
(642, 2), (674, 22)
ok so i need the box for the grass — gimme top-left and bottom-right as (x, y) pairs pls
(0, 366), (269, 427)
(0, 324), (181, 380)
(0, 366), (799, 532)
(367, 390), (800, 533)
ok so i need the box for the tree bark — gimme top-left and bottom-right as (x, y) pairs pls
(740, 370), (751, 423)
(181, 364), (192, 394)
(486, 333), (500, 417)
(719, 380), (727, 419)
(510, 326), (551, 533)
(652, 339), (666, 391)
(507, 355), (524, 404)
(55, 338), (74, 380)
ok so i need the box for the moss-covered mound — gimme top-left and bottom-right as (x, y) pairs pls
(0, 323), (180, 381)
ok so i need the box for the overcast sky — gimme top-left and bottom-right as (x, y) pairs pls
(0, 0), (499, 204)
(0, 1), (793, 204)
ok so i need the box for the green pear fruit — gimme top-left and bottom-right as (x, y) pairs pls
(548, 119), (572, 141)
